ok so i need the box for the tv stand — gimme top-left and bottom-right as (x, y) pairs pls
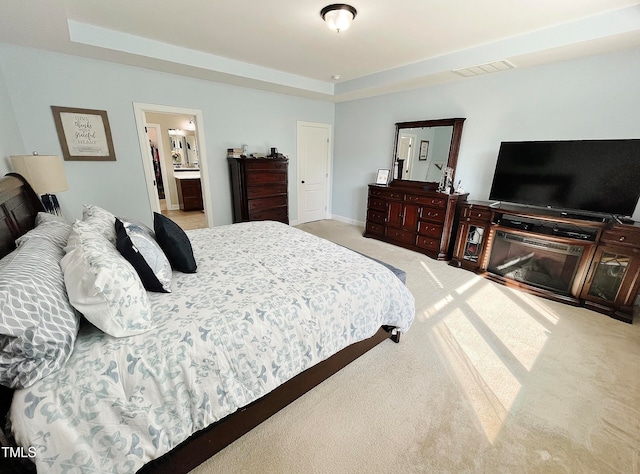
(450, 201), (640, 323)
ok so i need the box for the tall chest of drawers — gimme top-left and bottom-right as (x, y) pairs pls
(364, 182), (467, 260)
(228, 157), (289, 224)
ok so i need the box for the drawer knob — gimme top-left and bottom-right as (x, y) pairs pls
(619, 236), (626, 242)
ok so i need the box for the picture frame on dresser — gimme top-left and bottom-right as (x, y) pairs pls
(376, 169), (391, 185)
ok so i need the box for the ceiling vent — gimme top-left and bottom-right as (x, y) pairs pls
(452, 59), (516, 77)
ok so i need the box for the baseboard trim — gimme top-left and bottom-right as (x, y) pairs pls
(330, 214), (365, 227)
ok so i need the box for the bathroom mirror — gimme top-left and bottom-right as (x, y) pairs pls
(392, 118), (465, 186)
(169, 129), (199, 169)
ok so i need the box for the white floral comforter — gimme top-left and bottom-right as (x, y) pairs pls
(10, 221), (415, 473)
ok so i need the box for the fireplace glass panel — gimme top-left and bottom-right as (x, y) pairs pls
(488, 230), (584, 294)
(586, 252), (629, 302)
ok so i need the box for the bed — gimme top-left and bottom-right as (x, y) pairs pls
(0, 173), (415, 473)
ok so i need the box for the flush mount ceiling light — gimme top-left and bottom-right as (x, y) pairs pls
(321, 4), (357, 33)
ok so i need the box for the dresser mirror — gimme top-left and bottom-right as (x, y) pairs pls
(392, 118), (465, 187)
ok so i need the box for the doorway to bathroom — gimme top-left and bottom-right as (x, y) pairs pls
(133, 103), (211, 230)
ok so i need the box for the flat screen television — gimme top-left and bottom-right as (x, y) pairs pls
(489, 139), (640, 217)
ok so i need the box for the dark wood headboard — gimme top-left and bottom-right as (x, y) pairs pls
(0, 173), (44, 259)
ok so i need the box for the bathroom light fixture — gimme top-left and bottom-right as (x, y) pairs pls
(321, 4), (357, 33)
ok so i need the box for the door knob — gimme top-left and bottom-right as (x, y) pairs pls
(301, 180), (305, 183)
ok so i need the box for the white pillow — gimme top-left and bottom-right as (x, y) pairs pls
(61, 221), (152, 337)
(82, 204), (117, 244)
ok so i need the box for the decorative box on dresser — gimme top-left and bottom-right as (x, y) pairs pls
(364, 180), (468, 260)
(228, 156), (289, 224)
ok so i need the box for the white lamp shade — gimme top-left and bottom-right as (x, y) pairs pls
(10, 154), (69, 195)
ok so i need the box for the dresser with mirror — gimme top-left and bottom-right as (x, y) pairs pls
(363, 118), (468, 260)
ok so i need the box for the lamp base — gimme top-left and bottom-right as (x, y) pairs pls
(41, 194), (62, 216)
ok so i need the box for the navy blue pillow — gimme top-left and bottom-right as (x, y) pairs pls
(153, 213), (197, 273)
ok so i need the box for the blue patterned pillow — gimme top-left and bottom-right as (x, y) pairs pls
(0, 235), (80, 388)
(115, 218), (172, 293)
(61, 222), (153, 338)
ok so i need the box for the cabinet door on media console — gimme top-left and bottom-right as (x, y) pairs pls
(580, 224), (640, 322)
(451, 203), (493, 271)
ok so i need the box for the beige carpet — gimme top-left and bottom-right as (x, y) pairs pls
(190, 219), (640, 474)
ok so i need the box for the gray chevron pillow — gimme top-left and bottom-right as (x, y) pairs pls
(0, 232), (80, 388)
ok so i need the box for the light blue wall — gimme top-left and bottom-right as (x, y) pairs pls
(0, 44), (334, 225)
(2, 43), (639, 225)
(333, 47), (640, 222)
(0, 60), (25, 173)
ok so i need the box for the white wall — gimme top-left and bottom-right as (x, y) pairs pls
(333, 47), (640, 222)
(0, 44), (334, 226)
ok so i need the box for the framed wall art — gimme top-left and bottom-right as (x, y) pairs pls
(418, 140), (429, 161)
(51, 106), (116, 161)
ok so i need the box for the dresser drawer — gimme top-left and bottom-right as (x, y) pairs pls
(416, 235), (441, 252)
(386, 228), (415, 245)
(420, 207), (445, 223)
(246, 171), (287, 184)
(245, 160), (288, 171)
(417, 221), (443, 238)
(369, 187), (402, 200)
(368, 197), (388, 212)
(601, 227), (640, 246)
(405, 194), (447, 208)
(249, 206), (288, 223)
(367, 208), (387, 224)
(462, 206), (492, 221)
(247, 183), (287, 199)
(365, 221), (385, 237)
(248, 195), (288, 211)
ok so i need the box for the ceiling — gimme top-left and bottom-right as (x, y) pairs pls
(1, 0), (640, 101)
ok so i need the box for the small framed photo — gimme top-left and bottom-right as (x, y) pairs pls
(419, 140), (429, 161)
(51, 106), (117, 161)
(376, 168), (391, 185)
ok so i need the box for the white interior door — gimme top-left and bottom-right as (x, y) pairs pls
(397, 133), (416, 179)
(133, 102), (213, 228)
(297, 121), (330, 224)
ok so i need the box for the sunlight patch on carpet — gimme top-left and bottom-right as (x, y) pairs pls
(432, 315), (514, 442)
(425, 281), (559, 443)
(420, 260), (445, 289)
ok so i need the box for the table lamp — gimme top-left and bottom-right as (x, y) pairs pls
(10, 153), (69, 215)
